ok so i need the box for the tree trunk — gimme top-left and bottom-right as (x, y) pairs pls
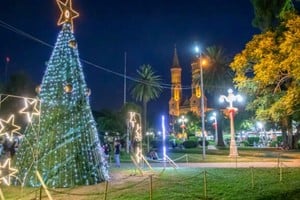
(281, 117), (293, 149)
(217, 116), (225, 147)
(142, 100), (147, 136)
(293, 124), (300, 149)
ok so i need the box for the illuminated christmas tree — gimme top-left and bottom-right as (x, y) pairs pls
(15, 0), (108, 187)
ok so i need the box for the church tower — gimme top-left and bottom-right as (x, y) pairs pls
(190, 59), (202, 116)
(169, 47), (182, 117)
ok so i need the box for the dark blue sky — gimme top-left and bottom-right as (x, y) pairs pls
(0, 0), (260, 119)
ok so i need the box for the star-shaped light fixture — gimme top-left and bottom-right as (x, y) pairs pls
(0, 159), (18, 185)
(0, 115), (21, 140)
(56, 0), (79, 32)
(19, 98), (40, 122)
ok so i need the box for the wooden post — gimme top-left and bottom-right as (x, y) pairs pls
(279, 164), (282, 182)
(40, 186), (43, 200)
(104, 181), (109, 200)
(149, 175), (153, 200)
(251, 167), (254, 189)
(277, 153), (281, 168)
(203, 170), (207, 199)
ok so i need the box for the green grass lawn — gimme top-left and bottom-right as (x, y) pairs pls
(2, 167), (300, 200)
(1, 148), (300, 200)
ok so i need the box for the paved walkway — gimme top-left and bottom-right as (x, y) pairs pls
(114, 159), (300, 169)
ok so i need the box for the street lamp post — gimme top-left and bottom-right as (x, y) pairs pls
(210, 112), (218, 144)
(178, 115), (188, 140)
(195, 46), (206, 160)
(219, 89), (242, 157)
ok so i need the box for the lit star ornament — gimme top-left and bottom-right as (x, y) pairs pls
(19, 98), (40, 122)
(56, 0), (79, 32)
(0, 115), (21, 140)
(0, 159), (18, 185)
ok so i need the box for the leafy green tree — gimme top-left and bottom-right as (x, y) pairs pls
(5, 71), (36, 97)
(96, 109), (125, 135)
(230, 13), (300, 148)
(185, 112), (201, 138)
(251, 0), (295, 32)
(131, 64), (162, 136)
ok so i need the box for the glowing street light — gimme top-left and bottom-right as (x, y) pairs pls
(219, 89), (242, 157)
(178, 115), (188, 139)
(210, 112), (218, 144)
(195, 45), (207, 160)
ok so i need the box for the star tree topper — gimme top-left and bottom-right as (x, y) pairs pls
(0, 159), (18, 185)
(56, 0), (79, 32)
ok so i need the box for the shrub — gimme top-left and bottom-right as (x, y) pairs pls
(198, 140), (209, 147)
(183, 140), (198, 148)
(188, 136), (198, 141)
(240, 141), (249, 147)
(247, 137), (259, 146)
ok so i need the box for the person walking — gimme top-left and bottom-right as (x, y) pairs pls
(114, 140), (121, 167)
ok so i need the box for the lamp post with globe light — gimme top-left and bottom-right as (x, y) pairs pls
(178, 115), (188, 140)
(219, 89), (242, 157)
(195, 45), (207, 159)
(210, 112), (218, 144)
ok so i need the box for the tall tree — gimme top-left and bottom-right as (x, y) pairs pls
(5, 71), (36, 97)
(251, 0), (295, 32)
(131, 64), (162, 136)
(203, 46), (234, 94)
(230, 13), (300, 148)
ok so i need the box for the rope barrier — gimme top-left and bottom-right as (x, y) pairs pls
(4, 162), (300, 199)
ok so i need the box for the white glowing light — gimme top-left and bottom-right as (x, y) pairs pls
(19, 98), (40, 122)
(0, 159), (18, 185)
(162, 115), (166, 161)
(0, 115), (21, 140)
(129, 112), (137, 129)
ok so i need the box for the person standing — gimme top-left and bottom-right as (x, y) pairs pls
(114, 140), (121, 167)
(103, 143), (110, 164)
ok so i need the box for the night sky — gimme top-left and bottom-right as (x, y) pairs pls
(0, 0), (260, 121)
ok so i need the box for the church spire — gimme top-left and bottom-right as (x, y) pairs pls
(172, 45), (180, 68)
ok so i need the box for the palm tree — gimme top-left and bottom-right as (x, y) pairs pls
(194, 46), (233, 147)
(131, 64), (162, 136)
(203, 46), (234, 94)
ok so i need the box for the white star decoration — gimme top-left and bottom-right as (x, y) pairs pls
(0, 115), (21, 140)
(0, 159), (18, 185)
(19, 98), (40, 122)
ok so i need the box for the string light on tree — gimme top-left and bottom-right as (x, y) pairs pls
(15, 0), (108, 187)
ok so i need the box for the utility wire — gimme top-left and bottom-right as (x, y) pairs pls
(0, 19), (229, 91)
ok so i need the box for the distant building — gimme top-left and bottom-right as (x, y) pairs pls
(169, 47), (208, 118)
